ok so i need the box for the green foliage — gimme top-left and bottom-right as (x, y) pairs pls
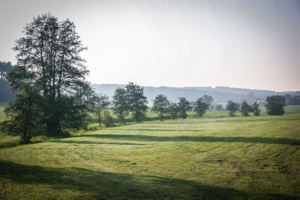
(226, 100), (238, 117)
(240, 101), (251, 117)
(125, 82), (148, 122)
(3, 86), (44, 144)
(168, 103), (180, 119)
(178, 97), (192, 119)
(265, 95), (286, 115)
(112, 87), (129, 124)
(91, 94), (110, 126)
(251, 101), (261, 116)
(194, 98), (208, 116)
(102, 110), (114, 127)
(3, 13), (92, 142)
(152, 94), (170, 121)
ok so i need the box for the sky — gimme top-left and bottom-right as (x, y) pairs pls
(1, 0), (300, 91)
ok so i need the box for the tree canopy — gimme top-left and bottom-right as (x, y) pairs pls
(194, 98), (208, 116)
(265, 95), (286, 115)
(112, 87), (129, 124)
(152, 94), (170, 121)
(240, 101), (251, 117)
(226, 100), (238, 117)
(178, 97), (192, 119)
(125, 82), (148, 122)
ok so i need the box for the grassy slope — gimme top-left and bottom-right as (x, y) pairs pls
(0, 106), (299, 199)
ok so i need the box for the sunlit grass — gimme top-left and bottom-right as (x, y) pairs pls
(0, 105), (299, 199)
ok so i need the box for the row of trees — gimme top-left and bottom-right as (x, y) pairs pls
(151, 95), (210, 120)
(226, 100), (260, 117)
(92, 85), (212, 124)
(92, 82), (149, 125)
(225, 95), (286, 117)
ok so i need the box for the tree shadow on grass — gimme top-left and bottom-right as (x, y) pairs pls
(51, 140), (145, 145)
(112, 128), (204, 132)
(78, 134), (300, 145)
(0, 160), (297, 200)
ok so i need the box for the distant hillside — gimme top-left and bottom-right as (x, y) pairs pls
(92, 84), (300, 104)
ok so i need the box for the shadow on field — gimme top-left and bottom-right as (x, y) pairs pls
(112, 128), (204, 132)
(52, 140), (145, 145)
(0, 160), (296, 200)
(77, 134), (300, 145)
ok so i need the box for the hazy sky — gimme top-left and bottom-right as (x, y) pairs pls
(1, 0), (300, 91)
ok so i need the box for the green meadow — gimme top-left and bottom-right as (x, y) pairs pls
(0, 105), (300, 199)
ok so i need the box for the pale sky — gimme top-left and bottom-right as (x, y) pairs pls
(1, 0), (300, 91)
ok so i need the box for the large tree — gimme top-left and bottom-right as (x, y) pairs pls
(112, 87), (129, 124)
(265, 95), (286, 115)
(178, 97), (192, 119)
(226, 100), (238, 117)
(152, 94), (170, 121)
(125, 82), (148, 122)
(194, 98), (208, 116)
(4, 13), (92, 141)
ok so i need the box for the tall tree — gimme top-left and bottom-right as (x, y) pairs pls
(112, 87), (129, 124)
(194, 98), (208, 117)
(240, 101), (251, 116)
(178, 97), (192, 119)
(92, 94), (110, 126)
(4, 13), (92, 141)
(265, 95), (286, 115)
(125, 82), (148, 122)
(152, 94), (170, 121)
(226, 100), (238, 117)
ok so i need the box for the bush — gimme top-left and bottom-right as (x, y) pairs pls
(102, 111), (114, 127)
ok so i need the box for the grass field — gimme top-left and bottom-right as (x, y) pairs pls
(0, 105), (300, 199)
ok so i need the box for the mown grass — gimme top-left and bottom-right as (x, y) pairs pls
(0, 106), (299, 199)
